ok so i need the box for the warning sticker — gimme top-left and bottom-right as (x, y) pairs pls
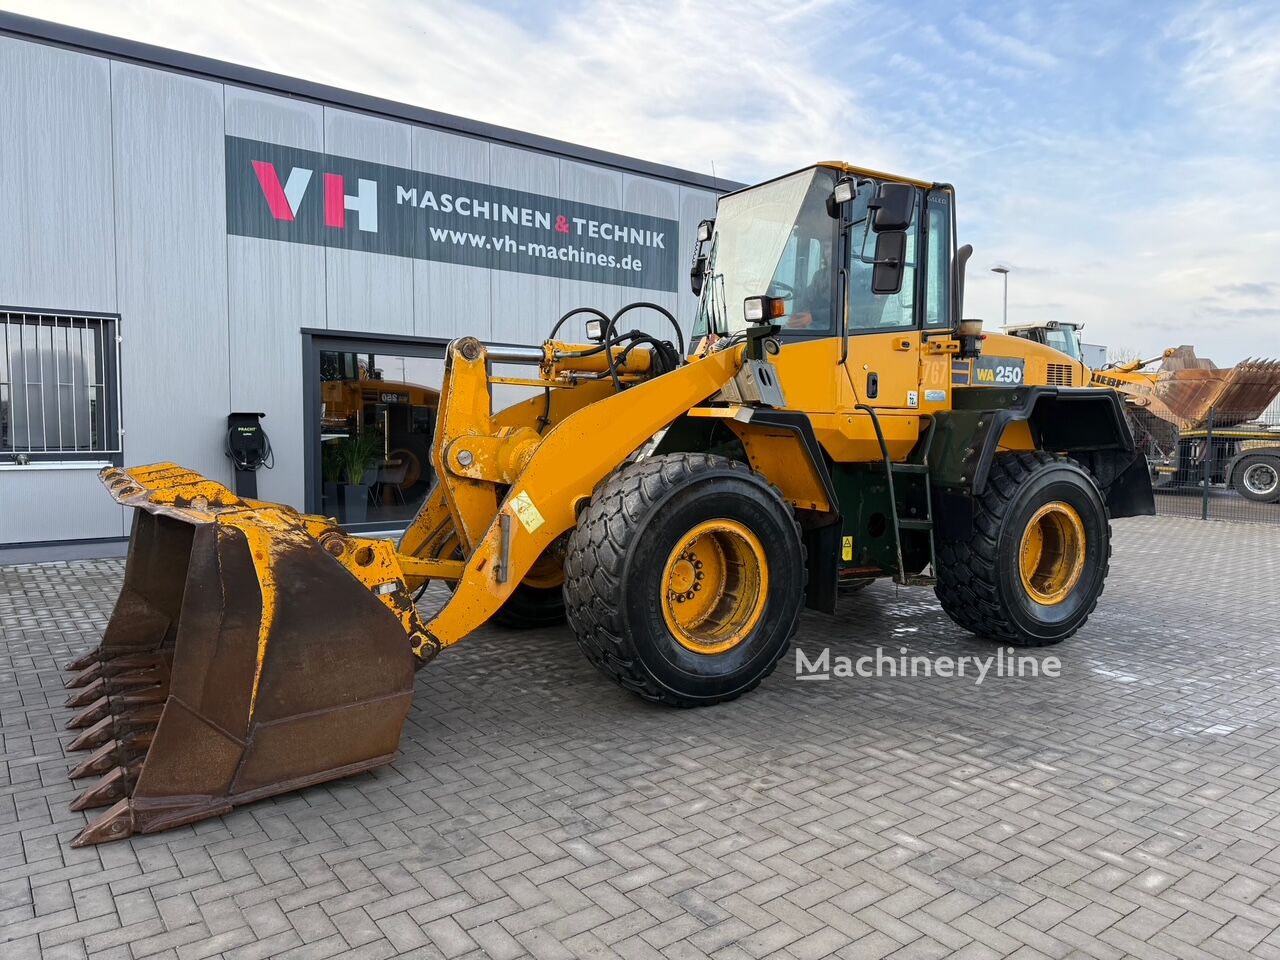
(509, 490), (545, 534)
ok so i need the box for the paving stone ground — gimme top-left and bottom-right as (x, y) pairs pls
(2, 514), (1279, 960)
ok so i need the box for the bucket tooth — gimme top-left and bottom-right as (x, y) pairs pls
(71, 799), (136, 847)
(70, 761), (140, 811)
(67, 704), (164, 752)
(65, 661), (104, 690)
(66, 653), (166, 690)
(64, 671), (165, 709)
(65, 678), (108, 708)
(64, 649), (102, 672)
(69, 732), (154, 780)
(66, 696), (113, 730)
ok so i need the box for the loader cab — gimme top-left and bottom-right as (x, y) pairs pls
(692, 165), (956, 345)
(1004, 321), (1084, 362)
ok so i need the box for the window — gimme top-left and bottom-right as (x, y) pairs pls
(923, 193), (952, 329)
(308, 335), (447, 529)
(694, 167), (837, 338)
(0, 311), (121, 463)
(848, 188), (919, 333)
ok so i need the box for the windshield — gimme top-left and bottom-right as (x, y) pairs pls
(695, 167), (837, 338)
(1043, 327), (1082, 360)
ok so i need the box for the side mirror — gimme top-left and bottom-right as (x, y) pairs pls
(871, 231), (907, 295)
(689, 219), (715, 295)
(690, 254), (707, 296)
(869, 182), (915, 232)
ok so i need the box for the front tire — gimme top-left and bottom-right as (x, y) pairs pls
(935, 452), (1110, 646)
(565, 453), (805, 707)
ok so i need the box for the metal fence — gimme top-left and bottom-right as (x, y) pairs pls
(1141, 403), (1280, 525)
(0, 310), (122, 463)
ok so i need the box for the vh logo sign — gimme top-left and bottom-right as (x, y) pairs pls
(251, 160), (378, 232)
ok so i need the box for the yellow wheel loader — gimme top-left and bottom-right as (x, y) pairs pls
(981, 323), (1280, 501)
(61, 163), (1155, 846)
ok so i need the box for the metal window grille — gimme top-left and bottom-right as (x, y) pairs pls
(0, 310), (122, 463)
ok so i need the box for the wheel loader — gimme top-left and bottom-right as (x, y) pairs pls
(60, 162), (1155, 847)
(981, 322), (1280, 502)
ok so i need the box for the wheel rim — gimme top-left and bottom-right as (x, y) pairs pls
(1018, 501), (1086, 606)
(1243, 462), (1279, 497)
(661, 519), (769, 655)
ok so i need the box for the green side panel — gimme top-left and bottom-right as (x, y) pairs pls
(830, 463), (932, 578)
(929, 387), (1034, 491)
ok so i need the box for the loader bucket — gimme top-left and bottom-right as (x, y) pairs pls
(63, 464), (424, 846)
(1153, 349), (1280, 430)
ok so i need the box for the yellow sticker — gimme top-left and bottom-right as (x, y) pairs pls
(841, 535), (853, 561)
(510, 490), (545, 534)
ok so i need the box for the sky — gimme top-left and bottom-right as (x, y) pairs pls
(6, 0), (1280, 363)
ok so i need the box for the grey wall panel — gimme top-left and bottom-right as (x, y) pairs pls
(412, 128), (491, 340)
(224, 86), (323, 148)
(0, 39), (115, 312)
(487, 145), (559, 346)
(554, 160), (625, 341)
(110, 63), (230, 479)
(223, 90), (326, 511)
(0, 468), (124, 542)
(226, 236), (324, 510)
(324, 109), (414, 335)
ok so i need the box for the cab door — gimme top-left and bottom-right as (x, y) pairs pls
(842, 186), (923, 411)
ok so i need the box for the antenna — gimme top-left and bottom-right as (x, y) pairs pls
(710, 161), (720, 193)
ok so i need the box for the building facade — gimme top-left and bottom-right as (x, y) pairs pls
(0, 13), (728, 549)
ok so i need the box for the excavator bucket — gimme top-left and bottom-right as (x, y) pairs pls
(62, 465), (425, 846)
(1153, 348), (1280, 430)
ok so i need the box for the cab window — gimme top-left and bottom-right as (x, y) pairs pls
(848, 187), (919, 333)
(923, 193), (951, 329)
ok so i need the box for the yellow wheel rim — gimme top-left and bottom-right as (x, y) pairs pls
(521, 546), (565, 590)
(661, 519), (769, 655)
(1018, 501), (1086, 606)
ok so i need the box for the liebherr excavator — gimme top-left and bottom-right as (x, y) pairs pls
(61, 163), (1154, 846)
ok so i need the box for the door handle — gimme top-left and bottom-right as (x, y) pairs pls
(866, 372), (879, 399)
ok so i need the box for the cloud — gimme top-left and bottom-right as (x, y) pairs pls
(5, 0), (1279, 364)
(1169, 0), (1280, 124)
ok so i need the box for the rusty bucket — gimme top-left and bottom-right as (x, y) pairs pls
(62, 465), (425, 846)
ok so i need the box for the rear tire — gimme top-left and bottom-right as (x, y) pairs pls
(935, 452), (1110, 647)
(1232, 454), (1280, 503)
(491, 584), (565, 629)
(565, 453), (805, 707)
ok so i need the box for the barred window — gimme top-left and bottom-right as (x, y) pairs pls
(0, 310), (122, 463)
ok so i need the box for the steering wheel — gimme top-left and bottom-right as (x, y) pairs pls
(766, 280), (795, 299)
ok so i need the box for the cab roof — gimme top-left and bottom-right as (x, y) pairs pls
(721, 162), (942, 201)
(814, 161), (937, 190)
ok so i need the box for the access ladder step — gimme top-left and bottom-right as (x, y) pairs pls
(890, 462), (929, 475)
(895, 573), (937, 587)
(897, 518), (933, 531)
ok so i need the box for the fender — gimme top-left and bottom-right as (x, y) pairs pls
(660, 407), (843, 614)
(929, 386), (1155, 536)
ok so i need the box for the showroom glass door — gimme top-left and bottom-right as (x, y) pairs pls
(303, 331), (447, 531)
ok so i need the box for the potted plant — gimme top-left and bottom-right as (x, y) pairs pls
(335, 429), (382, 524)
(321, 439), (344, 515)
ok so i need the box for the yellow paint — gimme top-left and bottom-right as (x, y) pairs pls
(660, 519), (768, 655)
(727, 424), (831, 512)
(1018, 501), (1086, 606)
(998, 420), (1035, 452)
